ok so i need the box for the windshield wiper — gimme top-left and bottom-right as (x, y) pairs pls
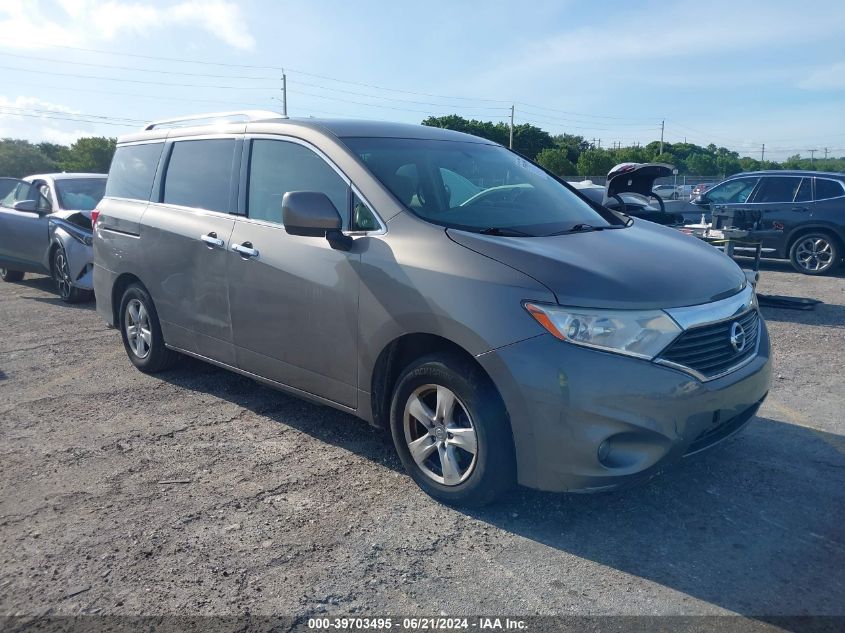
(549, 223), (606, 236)
(479, 226), (534, 237)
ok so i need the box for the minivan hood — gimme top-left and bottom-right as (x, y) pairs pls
(446, 220), (746, 310)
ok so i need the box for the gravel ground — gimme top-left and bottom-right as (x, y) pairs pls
(0, 260), (843, 623)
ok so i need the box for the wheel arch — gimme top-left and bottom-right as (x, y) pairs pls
(369, 333), (506, 432)
(111, 272), (148, 326)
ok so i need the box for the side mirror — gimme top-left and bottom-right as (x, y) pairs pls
(691, 195), (708, 206)
(282, 191), (353, 250)
(12, 199), (38, 213)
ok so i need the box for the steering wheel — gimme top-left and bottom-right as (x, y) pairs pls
(611, 194), (628, 214)
(649, 194), (666, 213)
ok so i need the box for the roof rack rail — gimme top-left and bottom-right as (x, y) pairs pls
(143, 110), (285, 131)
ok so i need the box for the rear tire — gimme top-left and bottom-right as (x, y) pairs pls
(118, 283), (178, 373)
(789, 232), (840, 275)
(389, 352), (516, 507)
(0, 268), (24, 282)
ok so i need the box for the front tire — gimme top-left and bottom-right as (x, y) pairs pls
(52, 245), (89, 303)
(0, 268), (24, 282)
(389, 352), (516, 507)
(789, 232), (840, 275)
(118, 284), (178, 373)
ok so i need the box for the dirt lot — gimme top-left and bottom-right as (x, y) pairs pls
(1, 260), (843, 622)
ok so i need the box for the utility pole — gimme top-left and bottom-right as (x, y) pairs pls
(761, 144), (765, 163)
(824, 147), (830, 160)
(809, 149), (816, 165)
(659, 120), (664, 155)
(597, 139), (601, 149)
(509, 105), (514, 149)
(281, 71), (287, 116)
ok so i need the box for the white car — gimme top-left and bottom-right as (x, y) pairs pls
(0, 173), (106, 302)
(652, 184), (681, 199)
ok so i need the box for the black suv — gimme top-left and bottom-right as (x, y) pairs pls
(692, 170), (845, 275)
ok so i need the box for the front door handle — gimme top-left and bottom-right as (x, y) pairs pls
(792, 206), (810, 213)
(200, 232), (225, 248)
(232, 242), (259, 258)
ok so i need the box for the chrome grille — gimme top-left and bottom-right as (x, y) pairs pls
(659, 309), (760, 379)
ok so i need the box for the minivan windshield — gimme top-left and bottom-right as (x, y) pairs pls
(343, 137), (619, 236)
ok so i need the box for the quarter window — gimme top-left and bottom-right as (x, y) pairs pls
(247, 139), (348, 226)
(163, 139), (236, 212)
(704, 177), (759, 204)
(105, 142), (164, 201)
(815, 178), (845, 201)
(752, 176), (803, 203)
(351, 193), (379, 231)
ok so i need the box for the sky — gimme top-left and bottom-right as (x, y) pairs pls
(1, 0), (844, 160)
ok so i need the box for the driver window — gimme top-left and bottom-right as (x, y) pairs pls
(706, 177), (758, 204)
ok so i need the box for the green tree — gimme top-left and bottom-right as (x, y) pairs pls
(552, 133), (589, 163)
(576, 148), (616, 177)
(716, 154), (742, 176)
(59, 136), (116, 173)
(0, 139), (58, 177)
(686, 152), (718, 176)
(739, 157), (760, 171)
(535, 147), (576, 177)
(510, 123), (555, 159)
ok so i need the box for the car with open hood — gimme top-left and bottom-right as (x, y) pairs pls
(573, 163), (686, 226)
(0, 173), (106, 302)
(93, 111), (771, 506)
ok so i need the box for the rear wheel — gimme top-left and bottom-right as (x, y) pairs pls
(52, 244), (89, 303)
(119, 284), (178, 373)
(0, 268), (24, 282)
(389, 352), (515, 507)
(789, 232), (840, 275)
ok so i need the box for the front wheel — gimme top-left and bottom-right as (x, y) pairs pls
(389, 352), (516, 507)
(119, 284), (179, 373)
(0, 268), (24, 282)
(52, 245), (90, 303)
(789, 233), (840, 275)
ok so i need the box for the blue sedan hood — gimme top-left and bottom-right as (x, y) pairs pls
(447, 220), (746, 310)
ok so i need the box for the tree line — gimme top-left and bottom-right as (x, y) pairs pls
(2, 120), (844, 180)
(421, 115), (845, 178)
(0, 137), (116, 178)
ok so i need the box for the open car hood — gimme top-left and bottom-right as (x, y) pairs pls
(606, 162), (674, 198)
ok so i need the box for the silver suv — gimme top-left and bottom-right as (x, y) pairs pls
(94, 111), (771, 506)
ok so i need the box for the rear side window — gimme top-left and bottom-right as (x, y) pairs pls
(163, 139), (236, 212)
(105, 142), (164, 201)
(794, 178), (812, 203)
(247, 139), (348, 225)
(815, 178), (845, 201)
(752, 176), (803, 203)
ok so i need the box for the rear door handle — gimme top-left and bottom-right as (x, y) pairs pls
(200, 232), (225, 248)
(232, 242), (259, 258)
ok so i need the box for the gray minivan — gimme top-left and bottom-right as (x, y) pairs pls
(94, 111), (771, 506)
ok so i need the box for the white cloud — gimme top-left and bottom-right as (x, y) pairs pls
(0, 0), (255, 51)
(0, 95), (93, 143)
(798, 62), (845, 91)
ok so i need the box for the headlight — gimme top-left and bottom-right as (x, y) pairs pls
(524, 302), (682, 359)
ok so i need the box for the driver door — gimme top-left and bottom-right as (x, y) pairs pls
(700, 176), (760, 224)
(0, 178), (52, 273)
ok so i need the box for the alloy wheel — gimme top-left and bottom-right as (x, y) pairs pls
(53, 248), (72, 299)
(795, 237), (834, 273)
(125, 298), (152, 359)
(403, 384), (478, 486)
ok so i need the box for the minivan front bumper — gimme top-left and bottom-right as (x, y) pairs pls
(477, 320), (772, 492)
